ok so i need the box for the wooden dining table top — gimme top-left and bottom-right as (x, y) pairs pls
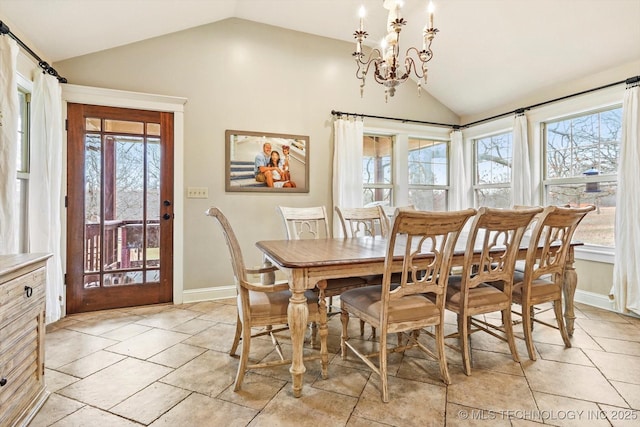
(255, 233), (579, 269)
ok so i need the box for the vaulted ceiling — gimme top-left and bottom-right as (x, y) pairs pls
(1, 0), (638, 118)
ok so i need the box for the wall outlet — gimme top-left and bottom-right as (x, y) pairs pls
(186, 186), (208, 199)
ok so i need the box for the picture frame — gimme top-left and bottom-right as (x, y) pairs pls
(225, 130), (309, 193)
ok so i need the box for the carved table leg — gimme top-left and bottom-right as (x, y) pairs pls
(316, 280), (329, 380)
(563, 248), (578, 336)
(288, 271), (308, 398)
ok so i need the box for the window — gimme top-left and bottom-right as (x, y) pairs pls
(408, 137), (448, 211)
(543, 106), (621, 247)
(363, 134), (393, 206)
(473, 131), (512, 208)
(16, 89), (30, 252)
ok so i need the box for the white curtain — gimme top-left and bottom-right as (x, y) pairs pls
(450, 130), (469, 210)
(512, 114), (532, 206)
(0, 36), (19, 254)
(29, 71), (64, 324)
(612, 84), (640, 315)
(332, 117), (363, 236)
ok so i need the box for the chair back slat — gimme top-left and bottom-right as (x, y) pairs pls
(463, 207), (543, 289)
(278, 206), (330, 239)
(335, 205), (388, 238)
(526, 205), (595, 281)
(383, 208), (476, 302)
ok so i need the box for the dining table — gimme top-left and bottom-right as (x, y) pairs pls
(255, 233), (582, 398)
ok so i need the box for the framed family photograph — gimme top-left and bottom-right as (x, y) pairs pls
(225, 130), (309, 193)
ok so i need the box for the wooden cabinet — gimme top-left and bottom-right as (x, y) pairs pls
(0, 254), (51, 427)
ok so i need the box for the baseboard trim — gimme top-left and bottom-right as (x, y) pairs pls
(574, 289), (615, 311)
(182, 285), (236, 303)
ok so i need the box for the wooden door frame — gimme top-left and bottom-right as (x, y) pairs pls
(61, 85), (187, 315)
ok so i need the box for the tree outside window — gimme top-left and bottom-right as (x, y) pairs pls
(474, 132), (512, 208)
(408, 137), (448, 211)
(544, 106), (621, 247)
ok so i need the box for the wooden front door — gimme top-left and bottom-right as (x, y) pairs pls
(66, 104), (174, 313)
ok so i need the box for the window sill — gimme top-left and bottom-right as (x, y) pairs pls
(575, 244), (614, 264)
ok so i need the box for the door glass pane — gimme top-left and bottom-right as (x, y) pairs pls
(84, 134), (102, 277)
(147, 123), (161, 136)
(147, 137), (161, 268)
(86, 118), (101, 131)
(105, 119), (144, 134)
(112, 136), (145, 272)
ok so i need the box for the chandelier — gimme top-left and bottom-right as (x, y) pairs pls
(353, 0), (438, 101)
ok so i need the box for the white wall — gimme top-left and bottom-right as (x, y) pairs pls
(54, 18), (459, 299)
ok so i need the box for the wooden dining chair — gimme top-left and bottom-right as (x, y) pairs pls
(506, 205), (595, 360)
(340, 208), (476, 402)
(443, 206), (542, 375)
(335, 205), (389, 238)
(277, 205), (369, 297)
(206, 207), (328, 391)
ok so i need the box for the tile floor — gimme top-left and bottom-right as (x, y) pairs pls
(29, 299), (640, 427)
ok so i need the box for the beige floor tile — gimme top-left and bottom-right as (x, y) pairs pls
(533, 392), (611, 427)
(134, 307), (200, 329)
(218, 372), (287, 410)
(100, 323), (151, 341)
(583, 349), (640, 384)
(28, 393), (85, 427)
(597, 404), (640, 427)
(534, 342), (593, 366)
(196, 303), (239, 324)
(182, 322), (241, 352)
(147, 342), (207, 368)
(106, 328), (190, 359)
(610, 381), (640, 409)
(448, 368), (536, 413)
(523, 359), (627, 406)
(110, 382), (191, 424)
(149, 392), (257, 427)
(312, 362), (370, 397)
(445, 403), (511, 427)
(353, 375), (446, 426)
(44, 369), (79, 393)
(592, 336), (640, 356)
(575, 318), (640, 342)
(45, 329), (118, 369)
(250, 386), (357, 427)
(49, 405), (141, 427)
(346, 415), (392, 427)
(65, 314), (143, 337)
(160, 350), (236, 396)
(57, 357), (172, 409)
(56, 349), (126, 378)
(167, 317), (216, 334)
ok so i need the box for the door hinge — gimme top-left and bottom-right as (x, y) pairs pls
(64, 196), (68, 208)
(65, 119), (68, 131)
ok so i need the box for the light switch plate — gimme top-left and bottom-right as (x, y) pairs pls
(187, 186), (208, 198)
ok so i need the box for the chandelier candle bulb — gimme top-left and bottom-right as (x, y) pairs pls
(428, 1), (435, 28)
(359, 5), (365, 31)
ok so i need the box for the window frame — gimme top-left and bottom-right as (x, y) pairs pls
(527, 84), (623, 263)
(16, 74), (32, 253)
(362, 132), (395, 207)
(362, 119), (452, 210)
(407, 136), (450, 211)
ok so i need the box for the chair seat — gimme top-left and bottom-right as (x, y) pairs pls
(320, 276), (368, 297)
(243, 289), (318, 324)
(512, 278), (561, 302)
(341, 285), (440, 326)
(445, 275), (510, 311)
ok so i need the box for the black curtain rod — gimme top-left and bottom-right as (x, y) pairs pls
(0, 20), (67, 83)
(333, 75), (640, 131)
(330, 110), (458, 129)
